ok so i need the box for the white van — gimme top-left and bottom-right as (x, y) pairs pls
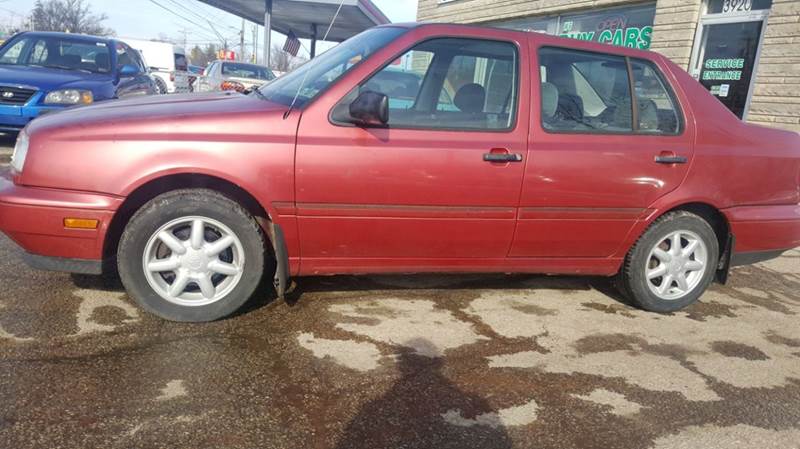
(121, 38), (190, 94)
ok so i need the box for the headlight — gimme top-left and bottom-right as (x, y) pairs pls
(10, 130), (29, 173)
(44, 89), (94, 105)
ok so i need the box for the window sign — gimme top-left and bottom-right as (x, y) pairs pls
(697, 21), (763, 118)
(493, 4), (656, 49)
(559, 5), (656, 49)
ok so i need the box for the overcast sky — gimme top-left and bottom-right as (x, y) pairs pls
(1, 0), (419, 59)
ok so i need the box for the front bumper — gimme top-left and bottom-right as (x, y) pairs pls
(0, 167), (122, 273)
(0, 94), (63, 133)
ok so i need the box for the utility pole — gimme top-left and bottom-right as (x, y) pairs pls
(252, 24), (258, 64)
(178, 28), (189, 50)
(239, 18), (245, 61)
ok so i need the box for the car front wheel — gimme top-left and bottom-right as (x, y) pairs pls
(619, 211), (719, 312)
(118, 189), (266, 322)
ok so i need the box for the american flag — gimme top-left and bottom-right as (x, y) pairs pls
(283, 31), (301, 57)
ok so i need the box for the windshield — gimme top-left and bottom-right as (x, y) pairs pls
(258, 26), (406, 107)
(0, 34), (112, 74)
(223, 62), (274, 81)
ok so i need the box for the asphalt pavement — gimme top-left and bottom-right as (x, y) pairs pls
(1, 158), (799, 449)
(0, 137), (12, 164)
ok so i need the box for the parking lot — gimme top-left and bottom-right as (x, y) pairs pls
(0, 142), (799, 448)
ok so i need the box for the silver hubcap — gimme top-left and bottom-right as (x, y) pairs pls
(142, 216), (245, 307)
(645, 230), (708, 301)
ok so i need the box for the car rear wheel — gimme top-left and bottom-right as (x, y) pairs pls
(153, 76), (168, 95)
(618, 211), (719, 312)
(118, 189), (265, 322)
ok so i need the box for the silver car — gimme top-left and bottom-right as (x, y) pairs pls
(196, 60), (276, 93)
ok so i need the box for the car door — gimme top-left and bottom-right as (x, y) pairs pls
(129, 48), (154, 95)
(114, 43), (145, 98)
(294, 31), (530, 270)
(510, 43), (695, 258)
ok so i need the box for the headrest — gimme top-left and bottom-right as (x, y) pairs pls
(541, 82), (559, 118)
(94, 53), (110, 68)
(454, 83), (486, 113)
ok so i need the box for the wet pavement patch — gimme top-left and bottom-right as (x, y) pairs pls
(0, 235), (799, 448)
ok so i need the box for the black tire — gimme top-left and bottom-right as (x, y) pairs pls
(618, 211), (719, 312)
(153, 76), (168, 95)
(118, 189), (266, 322)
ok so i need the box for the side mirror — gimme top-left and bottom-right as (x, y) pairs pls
(119, 64), (139, 77)
(349, 90), (389, 127)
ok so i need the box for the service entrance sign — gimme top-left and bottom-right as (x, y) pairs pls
(690, 2), (771, 119)
(698, 21), (763, 118)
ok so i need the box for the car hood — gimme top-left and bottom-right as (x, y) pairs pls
(27, 91), (289, 137)
(0, 64), (111, 91)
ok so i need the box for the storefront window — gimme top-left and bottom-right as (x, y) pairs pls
(706, 0), (773, 14)
(559, 4), (656, 49)
(492, 3), (656, 49)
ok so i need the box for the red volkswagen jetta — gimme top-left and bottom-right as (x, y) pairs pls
(2, 24), (799, 321)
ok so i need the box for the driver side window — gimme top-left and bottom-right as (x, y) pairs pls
(342, 38), (519, 131)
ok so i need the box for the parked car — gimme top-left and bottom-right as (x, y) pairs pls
(195, 60), (275, 93)
(0, 31), (156, 134)
(2, 24), (799, 322)
(121, 38), (190, 94)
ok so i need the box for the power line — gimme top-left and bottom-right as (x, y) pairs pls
(146, 0), (222, 42)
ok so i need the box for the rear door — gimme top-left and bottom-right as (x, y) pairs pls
(510, 44), (695, 258)
(294, 31), (530, 268)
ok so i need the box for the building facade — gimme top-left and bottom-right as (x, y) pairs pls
(417, 0), (800, 132)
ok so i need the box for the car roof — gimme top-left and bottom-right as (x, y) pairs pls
(376, 22), (662, 61)
(216, 60), (272, 69)
(18, 31), (114, 44)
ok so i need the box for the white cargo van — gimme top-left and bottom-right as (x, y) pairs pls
(121, 38), (190, 94)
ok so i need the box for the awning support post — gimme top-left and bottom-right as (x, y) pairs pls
(264, 0), (273, 68)
(310, 23), (317, 58)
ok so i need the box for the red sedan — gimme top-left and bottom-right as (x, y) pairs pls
(2, 23), (799, 322)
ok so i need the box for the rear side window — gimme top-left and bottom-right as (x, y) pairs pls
(539, 47), (633, 132)
(341, 37), (519, 131)
(538, 47), (682, 135)
(174, 53), (187, 71)
(631, 59), (681, 134)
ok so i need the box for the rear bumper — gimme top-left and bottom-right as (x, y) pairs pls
(0, 167), (122, 271)
(724, 204), (800, 252)
(730, 249), (788, 267)
(724, 204), (800, 267)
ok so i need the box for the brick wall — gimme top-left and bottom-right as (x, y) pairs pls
(748, 0), (800, 132)
(417, 0), (645, 24)
(648, 0), (703, 68)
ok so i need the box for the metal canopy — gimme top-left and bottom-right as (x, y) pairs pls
(198, 0), (390, 65)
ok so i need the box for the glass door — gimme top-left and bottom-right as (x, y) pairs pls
(689, 2), (770, 119)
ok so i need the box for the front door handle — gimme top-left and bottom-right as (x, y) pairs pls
(655, 154), (688, 164)
(483, 152), (523, 163)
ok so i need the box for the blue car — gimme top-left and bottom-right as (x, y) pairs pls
(0, 31), (156, 134)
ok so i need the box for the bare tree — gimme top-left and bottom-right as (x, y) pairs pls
(31, 0), (114, 36)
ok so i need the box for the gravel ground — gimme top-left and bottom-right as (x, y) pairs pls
(1, 157), (799, 448)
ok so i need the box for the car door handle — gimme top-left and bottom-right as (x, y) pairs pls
(654, 154), (688, 164)
(483, 153), (523, 163)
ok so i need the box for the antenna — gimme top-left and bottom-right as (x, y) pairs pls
(282, 0), (346, 120)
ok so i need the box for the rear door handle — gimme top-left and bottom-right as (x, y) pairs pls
(655, 154), (688, 164)
(483, 153), (523, 163)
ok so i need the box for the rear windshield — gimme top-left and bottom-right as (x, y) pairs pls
(222, 62), (275, 81)
(0, 34), (111, 74)
(174, 53), (187, 71)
